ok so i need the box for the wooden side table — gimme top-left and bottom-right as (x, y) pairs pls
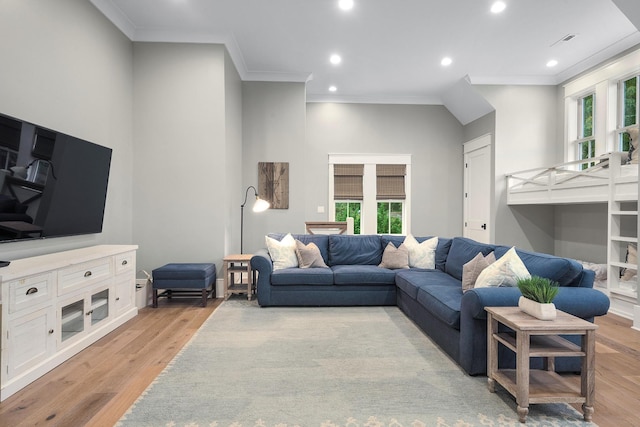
(485, 306), (598, 423)
(223, 254), (255, 300)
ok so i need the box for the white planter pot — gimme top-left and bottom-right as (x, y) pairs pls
(518, 296), (557, 321)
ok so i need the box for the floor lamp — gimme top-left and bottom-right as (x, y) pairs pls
(240, 185), (270, 254)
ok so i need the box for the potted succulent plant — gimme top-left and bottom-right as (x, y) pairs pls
(517, 276), (560, 320)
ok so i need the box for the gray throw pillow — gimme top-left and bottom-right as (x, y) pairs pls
(295, 240), (329, 268)
(462, 251), (496, 292)
(378, 242), (410, 269)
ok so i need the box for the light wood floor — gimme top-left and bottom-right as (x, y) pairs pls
(0, 299), (638, 427)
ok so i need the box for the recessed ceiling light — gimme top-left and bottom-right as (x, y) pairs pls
(338, 0), (354, 11)
(546, 59), (559, 68)
(491, 1), (506, 14)
(330, 54), (342, 65)
(329, 86), (337, 92)
(441, 57), (453, 67)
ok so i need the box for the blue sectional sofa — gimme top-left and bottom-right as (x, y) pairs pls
(251, 234), (610, 375)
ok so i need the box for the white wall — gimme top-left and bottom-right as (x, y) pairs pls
(0, 0), (134, 260)
(473, 85), (558, 253)
(132, 43), (229, 273)
(305, 103), (465, 239)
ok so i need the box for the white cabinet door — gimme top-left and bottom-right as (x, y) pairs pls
(114, 275), (134, 316)
(5, 307), (55, 381)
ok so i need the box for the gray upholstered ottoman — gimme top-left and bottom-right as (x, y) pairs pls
(152, 263), (216, 307)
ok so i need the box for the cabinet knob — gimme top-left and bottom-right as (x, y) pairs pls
(86, 310), (94, 316)
(121, 260), (128, 266)
(26, 287), (39, 295)
(49, 329), (54, 334)
(116, 297), (120, 301)
(84, 271), (92, 278)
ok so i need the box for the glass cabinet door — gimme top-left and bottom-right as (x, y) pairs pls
(60, 299), (84, 343)
(90, 288), (109, 326)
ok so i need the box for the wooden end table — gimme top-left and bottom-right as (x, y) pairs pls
(485, 306), (597, 423)
(223, 254), (255, 300)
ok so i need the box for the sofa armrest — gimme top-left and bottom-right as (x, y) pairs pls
(462, 286), (610, 321)
(252, 249), (273, 306)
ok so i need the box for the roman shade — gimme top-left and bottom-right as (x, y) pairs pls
(376, 164), (406, 199)
(334, 164), (363, 200)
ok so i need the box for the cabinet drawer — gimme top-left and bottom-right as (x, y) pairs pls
(8, 273), (54, 314)
(58, 258), (113, 295)
(115, 251), (135, 275)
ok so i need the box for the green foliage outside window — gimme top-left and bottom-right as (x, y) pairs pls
(335, 202), (361, 234)
(579, 140), (595, 170)
(581, 94), (594, 138)
(621, 77), (637, 152)
(377, 202), (403, 234)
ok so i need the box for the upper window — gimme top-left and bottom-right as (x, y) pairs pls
(619, 75), (638, 151)
(576, 93), (595, 169)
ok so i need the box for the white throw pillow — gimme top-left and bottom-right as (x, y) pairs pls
(475, 247), (530, 288)
(265, 233), (298, 270)
(403, 235), (438, 269)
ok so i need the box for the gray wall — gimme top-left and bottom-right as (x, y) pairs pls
(241, 82), (307, 253)
(473, 85), (558, 253)
(132, 43), (232, 273)
(0, 0), (134, 260)
(224, 50), (244, 255)
(305, 103), (465, 239)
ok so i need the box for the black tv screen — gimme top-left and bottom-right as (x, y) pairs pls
(0, 112), (112, 242)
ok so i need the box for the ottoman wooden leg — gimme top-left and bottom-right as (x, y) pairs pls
(153, 289), (158, 308)
(201, 288), (207, 307)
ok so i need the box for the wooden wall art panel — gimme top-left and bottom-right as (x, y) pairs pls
(258, 162), (289, 209)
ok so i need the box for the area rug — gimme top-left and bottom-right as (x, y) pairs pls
(117, 300), (596, 427)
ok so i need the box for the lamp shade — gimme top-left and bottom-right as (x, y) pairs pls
(253, 197), (270, 212)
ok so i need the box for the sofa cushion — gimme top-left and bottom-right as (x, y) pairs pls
(475, 247), (530, 288)
(445, 237), (496, 281)
(493, 245), (583, 287)
(270, 267), (335, 286)
(416, 284), (462, 330)
(329, 235), (382, 266)
(395, 269), (459, 300)
(378, 242), (409, 269)
(332, 265), (396, 285)
(295, 240), (329, 268)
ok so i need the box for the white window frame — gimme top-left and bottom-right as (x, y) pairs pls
(328, 154), (411, 235)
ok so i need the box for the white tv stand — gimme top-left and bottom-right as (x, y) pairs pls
(0, 245), (138, 401)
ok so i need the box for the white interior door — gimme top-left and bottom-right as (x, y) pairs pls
(463, 135), (492, 243)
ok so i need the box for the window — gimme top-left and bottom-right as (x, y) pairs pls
(619, 75), (638, 151)
(335, 202), (361, 234)
(329, 155), (411, 235)
(576, 93), (595, 169)
(375, 164), (406, 234)
(333, 164), (363, 234)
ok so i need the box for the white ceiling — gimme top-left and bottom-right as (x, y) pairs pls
(91, 0), (639, 106)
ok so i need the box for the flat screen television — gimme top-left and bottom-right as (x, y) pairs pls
(0, 112), (112, 242)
